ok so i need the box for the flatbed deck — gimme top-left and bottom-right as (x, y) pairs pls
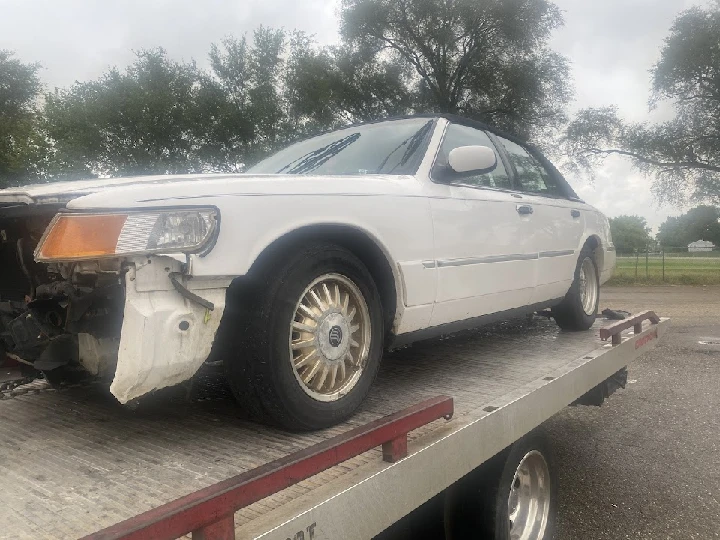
(0, 315), (668, 539)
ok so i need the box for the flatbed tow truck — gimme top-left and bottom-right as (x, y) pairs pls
(0, 311), (668, 540)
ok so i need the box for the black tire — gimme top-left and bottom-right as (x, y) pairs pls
(552, 245), (599, 331)
(223, 242), (384, 431)
(447, 430), (558, 540)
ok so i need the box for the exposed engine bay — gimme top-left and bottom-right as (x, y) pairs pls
(0, 205), (123, 382)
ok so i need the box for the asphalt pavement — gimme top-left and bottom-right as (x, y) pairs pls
(550, 286), (720, 539)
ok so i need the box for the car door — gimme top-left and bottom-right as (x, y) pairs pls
(494, 136), (585, 304)
(426, 122), (537, 327)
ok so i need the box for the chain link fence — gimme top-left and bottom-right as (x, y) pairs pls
(613, 246), (720, 285)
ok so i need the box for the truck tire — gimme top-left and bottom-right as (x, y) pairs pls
(552, 245), (599, 331)
(224, 242), (384, 431)
(447, 430), (558, 540)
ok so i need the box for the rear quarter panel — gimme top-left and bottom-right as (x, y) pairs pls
(581, 206), (616, 283)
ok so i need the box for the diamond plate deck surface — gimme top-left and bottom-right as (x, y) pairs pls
(0, 318), (610, 539)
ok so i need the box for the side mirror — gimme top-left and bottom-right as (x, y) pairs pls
(448, 145), (497, 174)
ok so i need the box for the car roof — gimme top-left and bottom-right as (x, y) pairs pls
(335, 113), (527, 145)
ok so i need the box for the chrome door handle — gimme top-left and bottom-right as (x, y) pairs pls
(516, 204), (533, 215)
(571, 209), (581, 218)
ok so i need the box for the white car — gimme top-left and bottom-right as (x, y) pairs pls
(0, 115), (615, 429)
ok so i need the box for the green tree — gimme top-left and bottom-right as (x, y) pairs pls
(0, 51), (49, 187)
(211, 28), (412, 161)
(45, 30), (402, 177)
(209, 27), (287, 164)
(285, 39), (413, 131)
(36, 4), (576, 179)
(339, 0), (572, 139)
(609, 215), (651, 253)
(564, 2), (720, 205)
(657, 205), (720, 249)
(44, 48), (243, 178)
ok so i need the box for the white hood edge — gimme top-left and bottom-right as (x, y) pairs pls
(0, 173), (244, 205)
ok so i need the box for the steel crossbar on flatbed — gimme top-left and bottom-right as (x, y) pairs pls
(0, 316), (668, 540)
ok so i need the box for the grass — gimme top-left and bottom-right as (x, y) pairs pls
(608, 256), (720, 285)
(664, 251), (720, 258)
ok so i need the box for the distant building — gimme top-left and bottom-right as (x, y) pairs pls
(688, 240), (715, 252)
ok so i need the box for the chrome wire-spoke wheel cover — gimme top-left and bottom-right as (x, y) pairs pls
(508, 450), (551, 540)
(289, 273), (371, 402)
(579, 257), (598, 316)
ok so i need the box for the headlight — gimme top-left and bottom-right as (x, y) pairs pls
(35, 208), (219, 262)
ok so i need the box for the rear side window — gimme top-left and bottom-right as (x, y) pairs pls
(433, 123), (511, 190)
(497, 137), (561, 196)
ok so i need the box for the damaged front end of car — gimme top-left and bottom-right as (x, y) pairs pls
(0, 204), (228, 403)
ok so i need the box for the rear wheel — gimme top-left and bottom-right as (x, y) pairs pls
(447, 430), (557, 540)
(223, 242), (384, 431)
(552, 246), (599, 331)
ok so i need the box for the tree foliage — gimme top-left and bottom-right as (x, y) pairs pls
(0, 51), (48, 186)
(564, 2), (720, 205)
(285, 39), (413, 130)
(209, 27), (288, 164)
(2, 1), (574, 182)
(609, 215), (651, 253)
(44, 48), (235, 178)
(657, 205), (720, 248)
(41, 30), (411, 177)
(340, 0), (572, 139)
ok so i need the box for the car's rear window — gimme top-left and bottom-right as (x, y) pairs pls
(246, 118), (435, 176)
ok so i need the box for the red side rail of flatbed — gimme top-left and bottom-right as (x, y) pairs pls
(599, 310), (660, 345)
(82, 396), (454, 540)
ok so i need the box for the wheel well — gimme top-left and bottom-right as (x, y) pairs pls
(584, 235), (603, 270)
(246, 225), (398, 336)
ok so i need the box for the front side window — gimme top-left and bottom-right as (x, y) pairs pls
(496, 137), (561, 196)
(433, 123), (511, 189)
(246, 118), (435, 176)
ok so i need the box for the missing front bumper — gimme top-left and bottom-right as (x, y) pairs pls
(108, 257), (229, 403)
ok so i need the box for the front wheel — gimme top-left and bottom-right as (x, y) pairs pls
(224, 243), (384, 431)
(552, 246), (599, 331)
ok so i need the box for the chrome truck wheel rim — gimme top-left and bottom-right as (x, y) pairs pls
(289, 273), (371, 402)
(508, 450), (551, 540)
(579, 257), (598, 316)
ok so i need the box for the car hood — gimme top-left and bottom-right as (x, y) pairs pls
(63, 173), (420, 210)
(0, 174), (245, 206)
(0, 173), (420, 209)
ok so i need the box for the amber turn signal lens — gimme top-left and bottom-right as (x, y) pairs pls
(36, 214), (128, 261)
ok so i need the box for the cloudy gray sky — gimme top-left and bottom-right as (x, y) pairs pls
(0, 0), (709, 229)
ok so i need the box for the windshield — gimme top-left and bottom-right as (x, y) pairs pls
(246, 118), (435, 176)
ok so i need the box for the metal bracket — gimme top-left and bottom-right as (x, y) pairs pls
(599, 310), (661, 345)
(168, 273), (215, 311)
